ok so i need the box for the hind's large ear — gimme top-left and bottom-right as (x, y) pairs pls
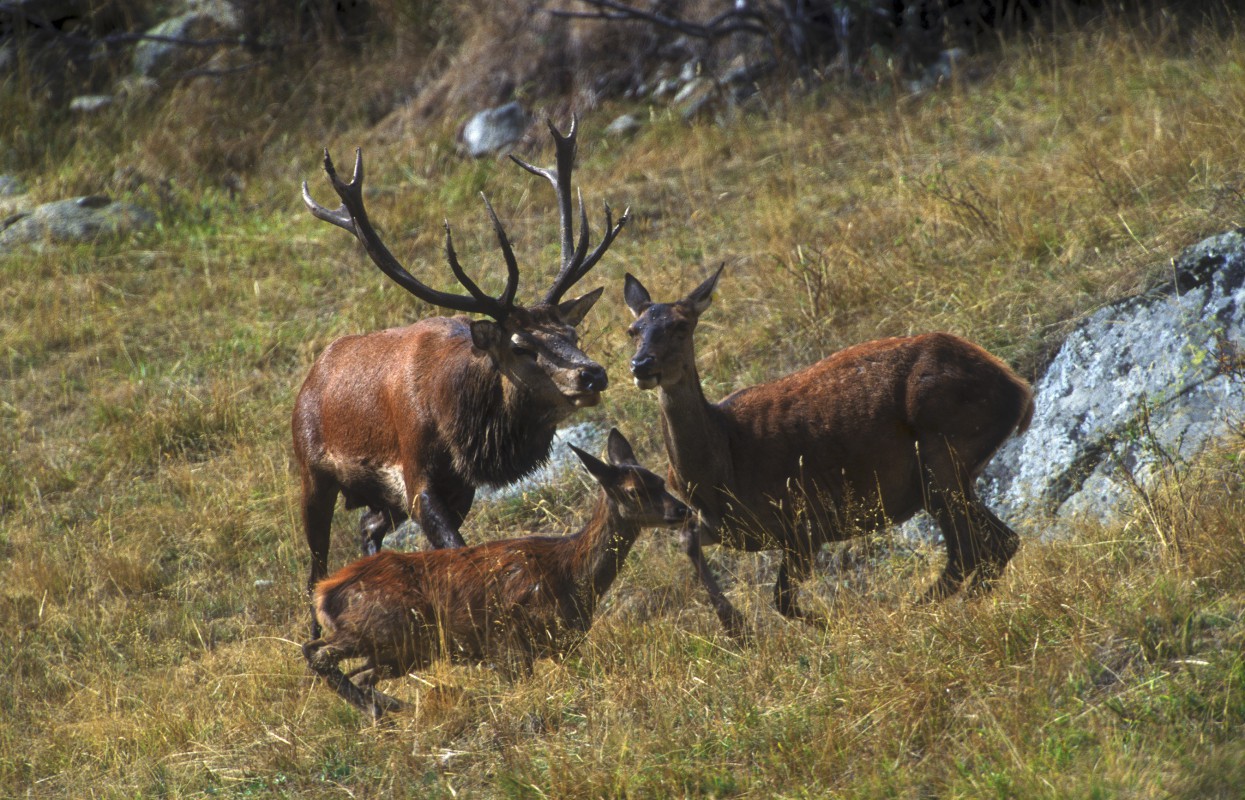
(605, 428), (639, 467)
(623, 273), (651, 317)
(558, 286), (604, 326)
(571, 443), (617, 485)
(684, 263), (724, 316)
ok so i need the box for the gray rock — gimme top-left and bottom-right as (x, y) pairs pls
(605, 113), (643, 137)
(461, 102), (529, 158)
(982, 229), (1245, 532)
(0, 175), (24, 196)
(69, 94), (113, 113)
(0, 195), (156, 252)
(133, 1), (240, 79)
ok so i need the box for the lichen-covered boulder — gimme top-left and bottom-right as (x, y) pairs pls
(0, 195), (156, 252)
(461, 102), (529, 158)
(132, 1), (240, 79)
(982, 229), (1245, 530)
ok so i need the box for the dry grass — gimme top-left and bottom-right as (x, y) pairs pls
(2, 6), (1245, 798)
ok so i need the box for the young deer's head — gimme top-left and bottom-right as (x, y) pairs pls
(571, 430), (690, 526)
(623, 265), (723, 391)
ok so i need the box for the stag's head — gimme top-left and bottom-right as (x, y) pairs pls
(468, 289), (607, 409)
(623, 265), (723, 391)
(302, 117), (628, 411)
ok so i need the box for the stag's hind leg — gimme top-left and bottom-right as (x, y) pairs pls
(301, 470), (340, 638)
(358, 506), (408, 556)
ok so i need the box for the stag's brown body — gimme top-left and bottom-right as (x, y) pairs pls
(626, 267), (1034, 639)
(296, 119), (627, 636)
(302, 430), (688, 719)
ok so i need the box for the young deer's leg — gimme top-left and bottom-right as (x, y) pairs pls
(347, 663), (406, 713)
(303, 640), (391, 720)
(301, 471), (340, 639)
(682, 526), (749, 643)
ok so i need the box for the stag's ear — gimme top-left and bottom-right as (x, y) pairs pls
(684, 264), (724, 316)
(570, 443), (617, 485)
(558, 286), (604, 326)
(623, 273), (651, 317)
(605, 428), (639, 467)
(470, 319), (504, 352)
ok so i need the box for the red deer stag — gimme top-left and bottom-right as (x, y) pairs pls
(302, 429), (690, 719)
(624, 266), (1034, 640)
(297, 118), (628, 635)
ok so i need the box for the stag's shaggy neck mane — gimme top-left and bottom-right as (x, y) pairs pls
(446, 354), (562, 488)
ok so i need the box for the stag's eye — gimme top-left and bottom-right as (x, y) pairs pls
(511, 344), (537, 359)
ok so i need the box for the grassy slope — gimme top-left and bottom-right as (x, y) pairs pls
(2, 9), (1245, 798)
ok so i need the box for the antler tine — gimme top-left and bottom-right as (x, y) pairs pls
(571, 201), (631, 283)
(481, 194), (521, 310)
(301, 148), (363, 234)
(510, 115), (622, 307)
(304, 147), (512, 321)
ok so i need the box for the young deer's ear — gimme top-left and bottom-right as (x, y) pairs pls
(623, 273), (652, 317)
(470, 319), (504, 351)
(684, 263), (725, 316)
(605, 428), (639, 467)
(558, 286), (604, 326)
(570, 444), (618, 485)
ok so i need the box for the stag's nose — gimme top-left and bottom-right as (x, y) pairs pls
(579, 365), (608, 393)
(630, 354), (656, 376)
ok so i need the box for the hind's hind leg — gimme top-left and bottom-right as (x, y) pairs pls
(964, 501), (1020, 594)
(917, 438), (1018, 601)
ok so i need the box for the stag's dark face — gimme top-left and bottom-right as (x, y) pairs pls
(472, 289), (608, 411)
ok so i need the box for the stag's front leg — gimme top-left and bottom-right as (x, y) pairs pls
(413, 488), (468, 549)
(681, 523), (749, 644)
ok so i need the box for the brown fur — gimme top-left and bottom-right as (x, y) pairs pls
(625, 267), (1034, 640)
(301, 430), (688, 719)
(297, 120), (626, 639)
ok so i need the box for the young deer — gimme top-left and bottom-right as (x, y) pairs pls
(296, 118), (628, 635)
(625, 266), (1034, 640)
(302, 429), (689, 719)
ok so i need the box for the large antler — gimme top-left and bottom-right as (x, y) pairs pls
(302, 148), (521, 321)
(510, 116), (631, 304)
